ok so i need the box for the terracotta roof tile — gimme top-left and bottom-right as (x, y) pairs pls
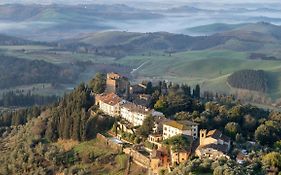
(97, 93), (122, 106)
(207, 129), (230, 143)
(121, 101), (151, 115)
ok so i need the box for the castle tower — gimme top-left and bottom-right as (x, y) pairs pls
(106, 72), (129, 97)
(199, 129), (207, 146)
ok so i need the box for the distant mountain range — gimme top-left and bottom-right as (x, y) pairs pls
(1, 21), (280, 55)
(59, 22), (281, 54)
(0, 4), (280, 40)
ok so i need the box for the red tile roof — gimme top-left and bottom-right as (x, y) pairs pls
(97, 93), (122, 106)
(207, 129), (230, 143)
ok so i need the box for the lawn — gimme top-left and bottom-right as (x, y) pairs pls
(72, 139), (131, 175)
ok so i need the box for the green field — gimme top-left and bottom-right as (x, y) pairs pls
(1, 44), (281, 101)
(114, 49), (281, 101)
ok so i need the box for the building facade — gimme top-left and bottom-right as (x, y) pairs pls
(196, 129), (231, 160)
(150, 148), (170, 175)
(95, 93), (124, 117)
(120, 101), (163, 126)
(106, 72), (129, 97)
(162, 120), (199, 140)
(170, 149), (191, 166)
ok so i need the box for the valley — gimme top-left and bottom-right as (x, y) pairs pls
(0, 2), (281, 175)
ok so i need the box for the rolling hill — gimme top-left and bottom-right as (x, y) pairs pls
(0, 4), (163, 41)
(0, 34), (33, 45)
(58, 23), (281, 102)
(60, 31), (233, 54)
(186, 22), (281, 42)
(216, 22), (281, 43)
(0, 4), (162, 21)
(185, 23), (249, 35)
(60, 23), (281, 59)
(1, 22), (281, 103)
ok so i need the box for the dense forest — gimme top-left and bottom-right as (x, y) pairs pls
(0, 106), (45, 128)
(0, 55), (77, 89)
(0, 91), (59, 107)
(227, 69), (269, 92)
(45, 83), (114, 142)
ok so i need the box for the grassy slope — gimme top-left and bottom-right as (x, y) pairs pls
(186, 23), (248, 34)
(77, 31), (143, 46)
(1, 42), (281, 100)
(6, 45), (280, 99)
(115, 49), (281, 99)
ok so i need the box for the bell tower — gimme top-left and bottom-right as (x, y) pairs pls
(200, 129), (207, 146)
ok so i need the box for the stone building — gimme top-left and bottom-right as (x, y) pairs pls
(196, 129), (231, 160)
(106, 72), (129, 97)
(150, 148), (170, 175)
(170, 148), (191, 166)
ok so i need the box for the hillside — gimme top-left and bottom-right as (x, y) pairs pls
(185, 23), (248, 35)
(0, 4), (162, 21)
(61, 23), (281, 56)
(0, 55), (77, 89)
(0, 107), (127, 175)
(0, 82), (141, 174)
(227, 69), (269, 92)
(61, 31), (232, 55)
(216, 22), (281, 43)
(2, 23), (281, 102)
(0, 34), (33, 45)
(0, 3), (162, 40)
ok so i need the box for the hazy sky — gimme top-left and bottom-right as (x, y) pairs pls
(1, 0), (281, 4)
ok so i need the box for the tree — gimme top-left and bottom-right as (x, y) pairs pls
(163, 135), (191, 151)
(146, 81), (153, 94)
(228, 105), (244, 123)
(89, 73), (106, 94)
(274, 140), (281, 151)
(242, 114), (257, 132)
(181, 84), (191, 97)
(137, 115), (155, 138)
(255, 121), (281, 145)
(225, 122), (240, 139)
(154, 96), (168, 113)
(255, 124), (271, 145)
(262, 152), (281, 172)
(193, 84), (200, 98)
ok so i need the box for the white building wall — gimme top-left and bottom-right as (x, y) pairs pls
(163, 125), (183, 140)
(163, 124), (198, 140)
(99, 101), (119, 117)
(120, 107), (147, 126)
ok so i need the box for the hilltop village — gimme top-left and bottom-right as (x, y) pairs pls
(94, 73), (232, 174)
(0, 72), (281, 175)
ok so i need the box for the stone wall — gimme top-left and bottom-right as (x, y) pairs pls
(124, 148), (150, 168)
(96, 133), (123, 152)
